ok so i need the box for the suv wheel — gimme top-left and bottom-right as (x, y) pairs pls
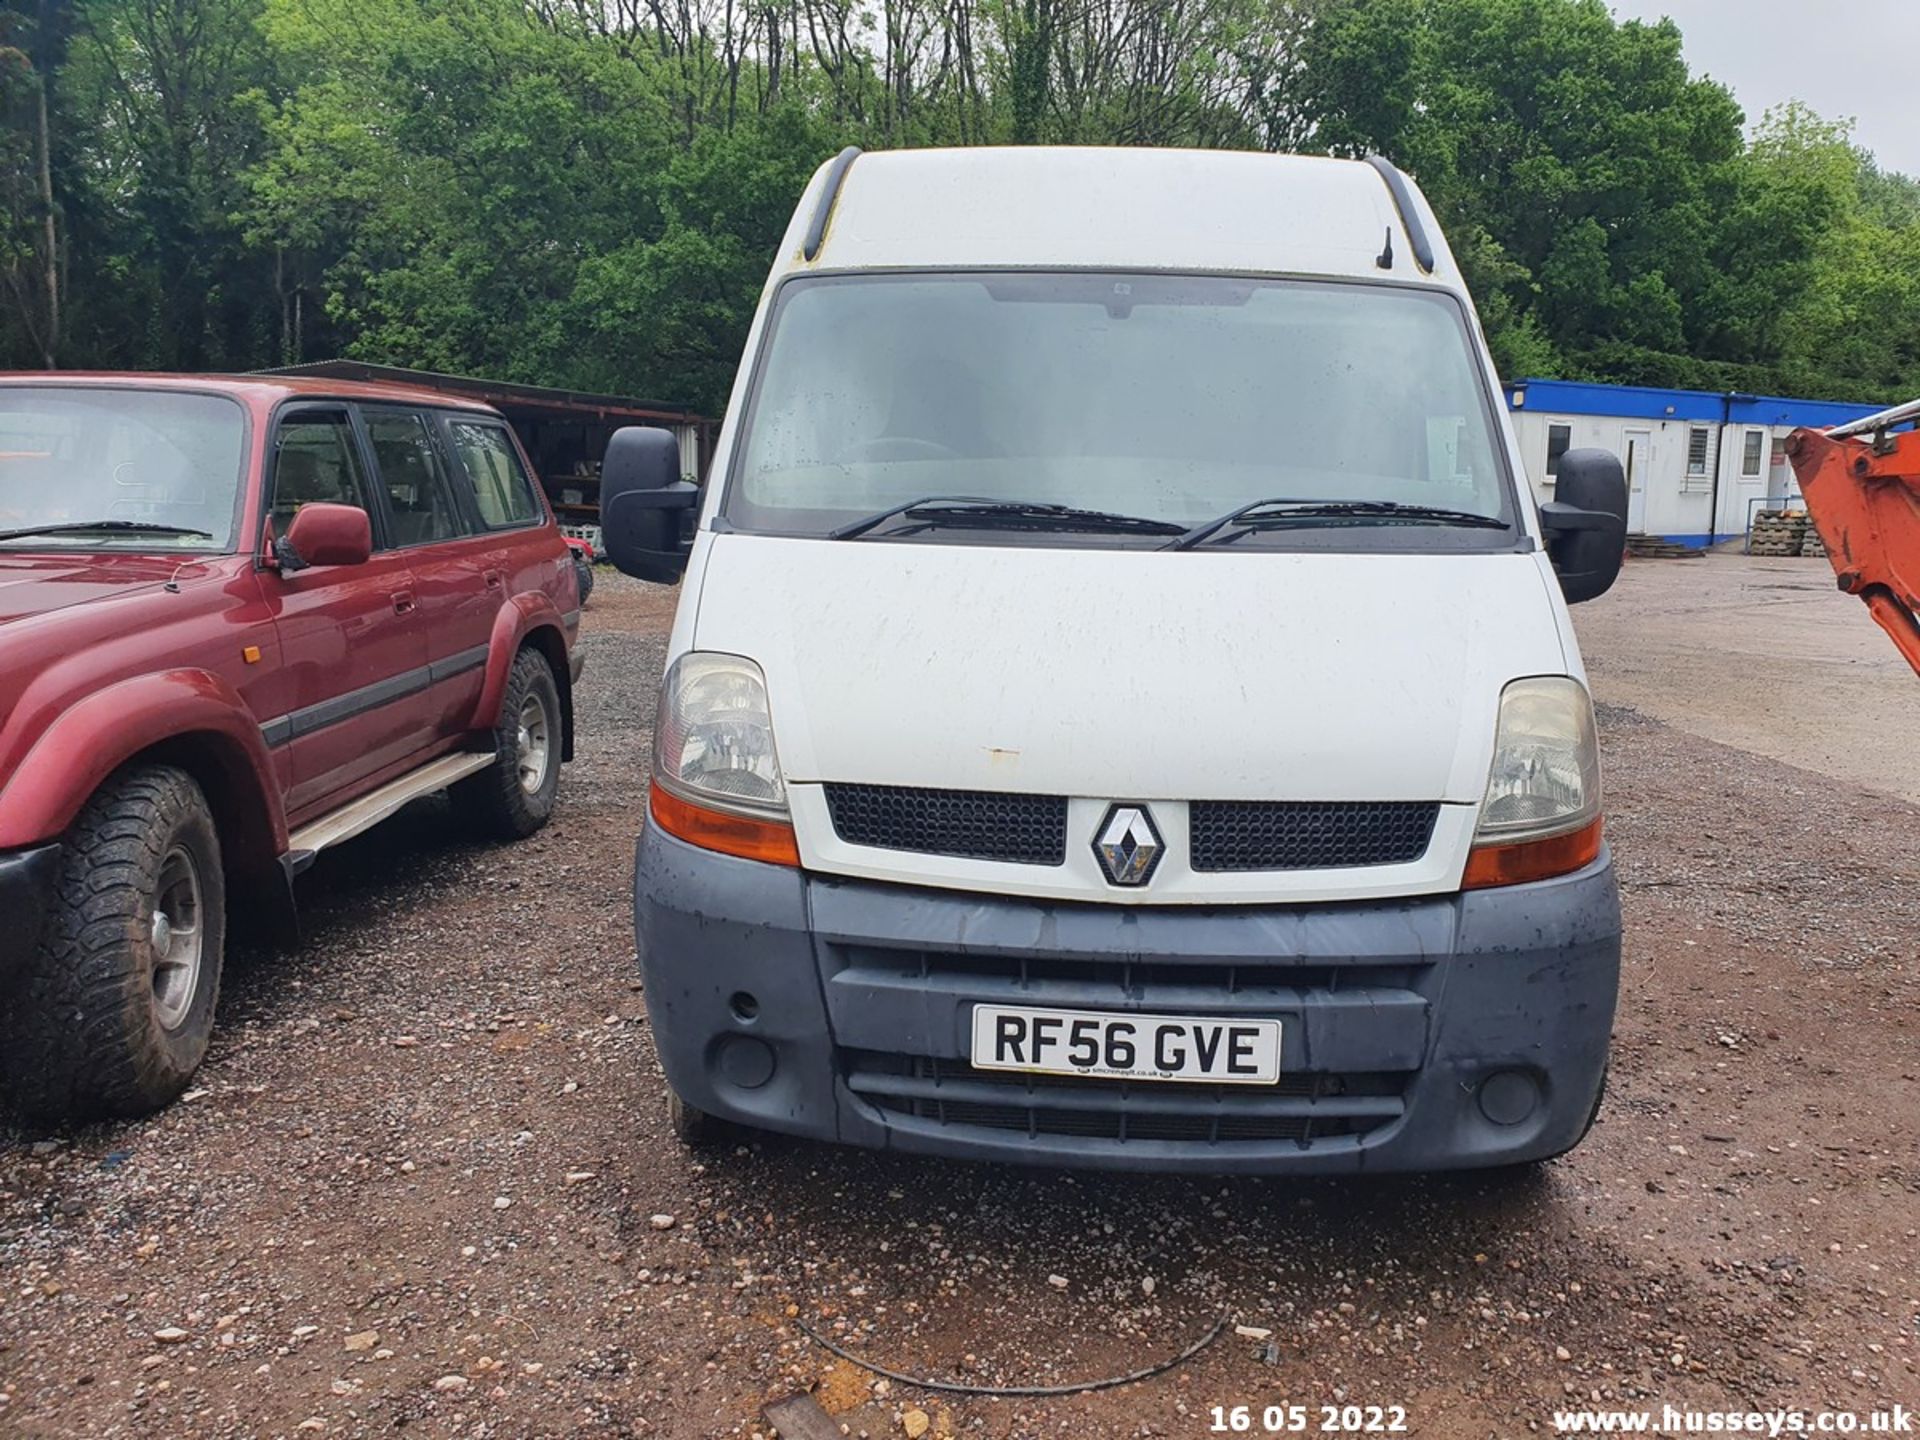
(0, 764), (225, 1124)
(453, 646), (563, 839)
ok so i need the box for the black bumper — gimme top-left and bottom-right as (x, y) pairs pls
(0, 843), (62, 980)
(634, 821), (1621, 1175)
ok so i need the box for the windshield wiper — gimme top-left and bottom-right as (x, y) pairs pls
(829, 496), (1185, 541)
(0, 519), (215, 544)
(1168, 498), (1510, 549)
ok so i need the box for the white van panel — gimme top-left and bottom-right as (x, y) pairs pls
(688, 533), (1571, 900)
(804, 148), (1438, 284)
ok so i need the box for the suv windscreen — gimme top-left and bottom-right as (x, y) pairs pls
(0, 387), (246, 549)
(727, 272), (1517, 546)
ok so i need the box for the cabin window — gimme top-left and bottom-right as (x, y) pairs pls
(1741, 429), (1765, 478)
(1686, 426), (1711, 477)
(1545, 423), (1571, 479)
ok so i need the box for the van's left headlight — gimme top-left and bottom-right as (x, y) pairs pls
(1464, 677), (1603, 888)
(650, 652), (798, 865)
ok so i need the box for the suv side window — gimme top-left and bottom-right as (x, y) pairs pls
(445, 419), (541, 529)
(365, 409), (463, 546)
(269, 410), (373, 537)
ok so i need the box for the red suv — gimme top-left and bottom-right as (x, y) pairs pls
(0, 375), (581, 1124)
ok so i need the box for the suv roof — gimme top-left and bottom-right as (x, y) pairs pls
(0, 372), (501, 415)
(793, 147), (1462, 287)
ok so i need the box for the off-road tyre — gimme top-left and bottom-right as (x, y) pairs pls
(452, 646), (563, 840)
(573, 555), (595, 605)
(0, 764), (225, 1126)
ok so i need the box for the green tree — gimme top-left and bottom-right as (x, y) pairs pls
(253, 0), (671, 380)
(1301, 0), (1745, 379)
(0, 0), (71, 367)
(5, 0), (1919, 407)
(1750, 106), (1920, 398)
(56, 0), (281, 368)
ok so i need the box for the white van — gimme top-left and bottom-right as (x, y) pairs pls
(600, 147), (1629, 1173)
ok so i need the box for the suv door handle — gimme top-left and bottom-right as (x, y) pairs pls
(392, 590), (417, 615)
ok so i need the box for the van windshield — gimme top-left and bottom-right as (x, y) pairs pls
(0, 387), (247, 551)
(726, 272), (1518, 546)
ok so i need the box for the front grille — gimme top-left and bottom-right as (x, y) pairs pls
(822, 786), (1441, 874)
(825, 784), (1067, 865)
(845, 1052), (1408, 1145)
(1189, 801), (1439, 872)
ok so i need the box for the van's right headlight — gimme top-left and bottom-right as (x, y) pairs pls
(1464, 677), (1603, 889)
(650, 652), (798, 865)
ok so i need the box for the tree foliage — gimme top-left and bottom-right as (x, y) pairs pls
(4, 0), (1918, 411)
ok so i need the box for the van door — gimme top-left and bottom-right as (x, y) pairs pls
(1623, 429), (1651, 533)
(256, 404), (434, 821)
(1730, 425), (1772, 535)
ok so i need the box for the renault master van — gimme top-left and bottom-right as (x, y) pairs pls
(599, 147), (1629, 1174)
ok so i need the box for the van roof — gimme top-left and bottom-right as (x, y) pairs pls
(792, 147), (1460, 286)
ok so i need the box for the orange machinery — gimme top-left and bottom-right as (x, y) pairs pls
(1787, 399), (1920, 677)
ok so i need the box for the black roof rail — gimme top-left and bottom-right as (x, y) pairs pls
(803, 146), (863, 262)
(1363, 154), (1435, 274)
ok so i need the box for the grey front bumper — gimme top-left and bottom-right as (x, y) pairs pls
(634, 820), (1621, 1174)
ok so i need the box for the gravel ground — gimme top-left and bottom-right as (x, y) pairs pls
(1, 569), (1915, 1439)
(1573, 551), (1920, 804)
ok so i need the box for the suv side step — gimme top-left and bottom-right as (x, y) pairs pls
(285, 751), (494, 874)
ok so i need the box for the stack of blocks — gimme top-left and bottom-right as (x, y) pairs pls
(1749, 510), (1809, 557)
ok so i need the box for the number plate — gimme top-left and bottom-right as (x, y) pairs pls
(970, 1005), (1281, 1085)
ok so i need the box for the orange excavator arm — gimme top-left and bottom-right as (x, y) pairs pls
(1786, 401), (1920, 678)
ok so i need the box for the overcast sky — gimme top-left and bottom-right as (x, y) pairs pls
(1609, 0), (1920, 176)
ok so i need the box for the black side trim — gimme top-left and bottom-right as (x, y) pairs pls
(258, 646), (485, 750)
(288, 667), (430, 740)
(803, 147), (862, 262)
(429, 644), (490, 685)
(1363, 155), (1435, 274)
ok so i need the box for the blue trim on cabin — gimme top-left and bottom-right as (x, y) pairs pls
(1509, 379), (1725, 422)
(1507, 378), (1885, 432)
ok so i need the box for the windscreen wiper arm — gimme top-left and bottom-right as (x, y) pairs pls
(0, 519), (215, 543)
(1168, 498), (1509, 549)
(830, 496), (1185, 541)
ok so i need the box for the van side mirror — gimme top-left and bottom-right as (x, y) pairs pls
(601, 426), (697, 584)
(1539, 449), (1628, 604)
(277, 502), (372, 571)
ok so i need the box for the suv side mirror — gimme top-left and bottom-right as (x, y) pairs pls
(1539, 449), (1628, 604)
(601, 426), (697, 584)
(278, 502), (372, 571)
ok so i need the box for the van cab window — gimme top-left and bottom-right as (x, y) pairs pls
(728, 272), (1515, 546)
(269, 412), (372, 535)
(447, 419), (540, 529)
